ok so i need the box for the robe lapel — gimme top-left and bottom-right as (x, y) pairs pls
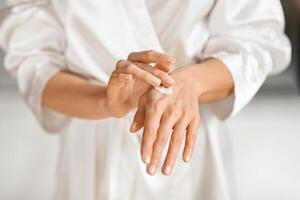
(118, 0), (164, 52)
(68, 0), (164, 83)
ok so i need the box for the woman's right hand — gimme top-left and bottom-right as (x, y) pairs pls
(105, 50), (176, 118)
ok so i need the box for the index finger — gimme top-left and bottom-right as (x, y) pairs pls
(141, 103), (165, 165)
(128, 50), (175, 71)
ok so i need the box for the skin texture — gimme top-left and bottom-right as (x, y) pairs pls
(42, 50), (175, 119)
(106, 51), (175, 117)
(130, 59), (234, 175)
(42, 50), (234, 176)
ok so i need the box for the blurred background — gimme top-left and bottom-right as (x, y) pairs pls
(0, 1), (300, 200)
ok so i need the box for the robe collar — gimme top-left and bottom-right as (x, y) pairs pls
(117, 0), (164, 52)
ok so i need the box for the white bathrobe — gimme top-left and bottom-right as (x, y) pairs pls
(0, 0), (291, 199)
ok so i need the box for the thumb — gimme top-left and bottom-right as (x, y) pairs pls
(130, 95), (146, 133)
(107, 72), (132, 102)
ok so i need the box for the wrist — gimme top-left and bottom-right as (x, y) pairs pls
(95, 88), (114, 119)
(170, 65), (206, 99)
(188, 64), (209, 97)
(188, 58), (234, 103)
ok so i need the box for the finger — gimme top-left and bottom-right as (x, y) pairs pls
(155, 64), (173, 73)
(130, 96), (146, 133)
(134, 62), (175, 87)
(141, 100), (166, 166)
(116, 59), (175, 87)
(162, 118), (189, 175)
(113, 73), (133, 82)
(116, 60), (161, 87)
(183, 116), (200, 163)
(147, 111), (180, 175)
(128, 50), (175, 70)
(135, 63), (175, 87)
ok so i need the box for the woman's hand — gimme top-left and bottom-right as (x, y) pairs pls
(131, 66), (201, 176)
(130, 58), (234, 176)
(106, 50), (176, 118)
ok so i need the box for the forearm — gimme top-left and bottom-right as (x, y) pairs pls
(193, 58), (234, 103)
(42, 71), (112, 120)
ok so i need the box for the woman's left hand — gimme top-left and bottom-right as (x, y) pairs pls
(106, 50), (175, 118)
(130, 66), (201, 176)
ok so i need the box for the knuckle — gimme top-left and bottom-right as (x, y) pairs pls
(116, 59), (126, 69)
(127, 52), (136, 59)
(187, 135), (196, 149)
(145, 127), (155, 135)
(150, 155), (159, 164)
(191, 133), (197, 143)
(126, 63), (135, 71)
(170, 137), (182, 147)
(145, 50), (156, 59)
(170, 107), (182, 117)
(155, 137), (168, 148)
(187, 130), (196, 139)
(182, 110), (191, 121)
(151, 101), (162, 111)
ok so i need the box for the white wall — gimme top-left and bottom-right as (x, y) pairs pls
(0, 86), (59, 200)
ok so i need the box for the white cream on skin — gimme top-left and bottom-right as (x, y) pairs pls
(154, 86), (173, 94)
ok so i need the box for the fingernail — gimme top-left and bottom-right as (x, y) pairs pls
(164, 165), (172, 175)
(184, 155), (191, 162)
(148, 164), (156, 175)
(143, 156), (150, 164)
(153, 78), (161, 87)
(130, 122), (137, 132)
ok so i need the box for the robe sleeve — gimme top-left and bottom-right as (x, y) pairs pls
(0, 0), (70, 133)
(200, 0), (291, 119)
